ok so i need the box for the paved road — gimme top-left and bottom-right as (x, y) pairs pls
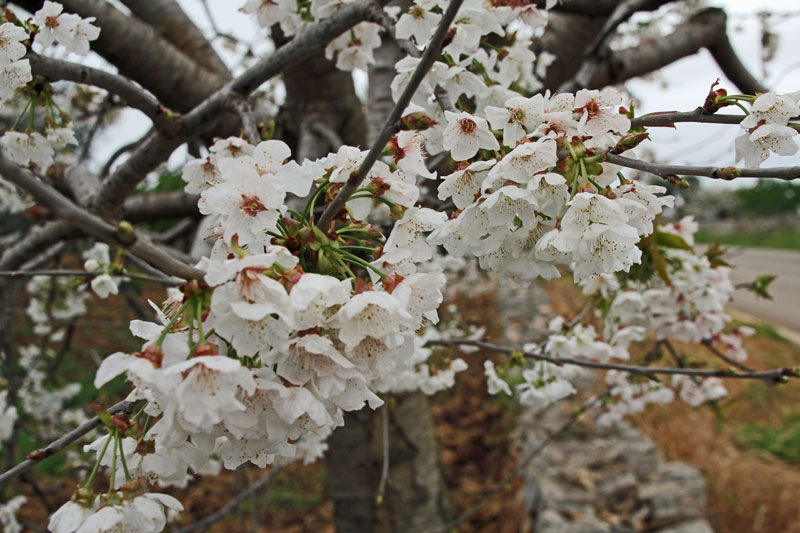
(723, 247), (800, 334)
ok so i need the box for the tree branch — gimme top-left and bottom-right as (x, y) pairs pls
(0, 269), (178, 285)
(605, 152), (800, 181)
(317, 0), (466, 229)
(27, 53), (176, 132)
(119, 0), (231, 80)
(630, 108), (745, 128)
(13, 0), (227, 114)
(122, 191), (200, 223)
(0, 155), (205, 280)
(427, 339), (798, 384)
(0, 400), (135, 486)
(92, 0), (391, 218)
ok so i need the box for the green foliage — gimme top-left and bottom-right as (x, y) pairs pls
(738, 413), (800, 466)
(695, 226), (800, 251)
(735, 180), (800, 216)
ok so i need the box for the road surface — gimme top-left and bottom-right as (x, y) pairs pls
(723, 247), (800, 335)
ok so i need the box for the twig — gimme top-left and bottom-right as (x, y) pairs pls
(0, 269), (177, 284)
(100, 138), (145, 177)
(309, 118), (344, 152)
(427, 338), (798, 383)
(377, 401), (390, 504)
(318, 0), (466, 229)
(230, 97), (261, 145)
(630, 108), (746, 128)
(0, 400), (135, 486)
(426, 393), (606, 533)
(701, 338), (756, 373)
(605, 152), (800, 181)
(173, 464), (286, 533)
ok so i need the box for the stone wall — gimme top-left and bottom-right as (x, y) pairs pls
(495, 278), (715, 533)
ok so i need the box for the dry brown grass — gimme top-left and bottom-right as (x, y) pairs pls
(547, 278), (800, 533)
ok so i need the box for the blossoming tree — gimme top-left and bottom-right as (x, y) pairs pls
(0, 0), (797, 531)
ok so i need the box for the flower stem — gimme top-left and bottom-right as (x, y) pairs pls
(156, 299), (192, 347)
(83, 432), (112, 490)
(117, 433), (132, 483)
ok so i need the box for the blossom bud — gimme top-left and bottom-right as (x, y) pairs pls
(399, 112), (437, 131)
(713, 167), (741, 181)
(193, 343), (219, 357)
(115, 221), (136, 245)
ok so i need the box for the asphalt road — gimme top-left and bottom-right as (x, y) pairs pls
(723, 247), (800, 334)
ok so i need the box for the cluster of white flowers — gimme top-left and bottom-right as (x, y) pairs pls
(54, 129), (470, 526)
(26, 275), (87, 336)
(0, 22), (31, 102)
(83, 242), (120, 299)
(735, 90), (800, 167)
(427, 89), (673, 285)
(32, 1), (100, 55)
(49, 492), (182, 533)
(482, 218), (748, 417)
(0, 390), (17, 445)
(596, 370), (675, 427)
(596, 218), (735, 344)
(0, 2), (95, 171)
(0, 495), (26, 533)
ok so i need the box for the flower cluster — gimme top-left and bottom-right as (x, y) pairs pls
(0, 2), (96, 171)
(735, 90), (800, 167)
(429, 89), (671, 285)
(482, 218), (746, 417)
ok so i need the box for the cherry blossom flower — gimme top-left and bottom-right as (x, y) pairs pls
(442, 111), (499, 161)
(1, 131), (54, 169)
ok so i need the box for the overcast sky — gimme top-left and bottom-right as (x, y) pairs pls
(86, 0), (800, 187)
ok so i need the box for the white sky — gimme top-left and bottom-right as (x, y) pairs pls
(79, 1), (800, 186)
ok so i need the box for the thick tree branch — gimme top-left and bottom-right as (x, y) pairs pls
(0, 400), (135, 486)
(318, 0), (466, 229)
(0, 155), (205, 280)
(708, 32), (769, 95)
(0, 221), (74, 271)
(92, 0), (390, 218)
(122, 191), (201, 223)
(586, 8), (768, 94)
(605, 152), (800, 181)
(119, 0), (231, 79)
(27, 54), (176, 131)
(13, 0), (227, 114)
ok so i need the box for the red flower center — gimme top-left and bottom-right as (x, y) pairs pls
(240, 194), (266, 216)
(459, 118), (477, 134)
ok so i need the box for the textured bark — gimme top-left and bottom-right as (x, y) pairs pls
(326, 410), (378, 532)
(280, 53), (367, 159)
(535, 12), (607, 90)
(374, 393), (453, 533)
(119, 0), (231, 79)
(13, 0), (226, 113)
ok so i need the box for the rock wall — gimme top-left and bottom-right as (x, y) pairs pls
(495, 278), (715, 533)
